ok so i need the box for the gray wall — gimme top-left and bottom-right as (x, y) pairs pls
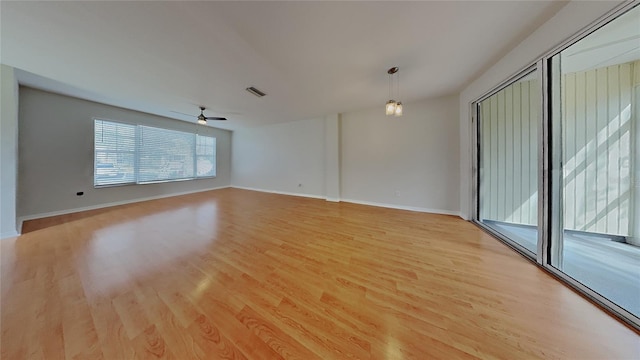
(1, 65), (19, 237)
(18, 87), (232, 219)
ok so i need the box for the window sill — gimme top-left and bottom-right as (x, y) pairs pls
(94, 176), (217, 189)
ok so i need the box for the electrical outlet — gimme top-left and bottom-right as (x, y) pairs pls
(298, 183), (303, 187)
(394, 190), (400, 197)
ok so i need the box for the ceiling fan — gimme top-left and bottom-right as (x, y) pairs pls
(195, 106), (226, 124)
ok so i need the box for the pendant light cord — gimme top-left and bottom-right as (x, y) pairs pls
(396, 71), (400, 100)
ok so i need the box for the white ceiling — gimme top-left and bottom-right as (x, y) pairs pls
(0, 1), (567, 130)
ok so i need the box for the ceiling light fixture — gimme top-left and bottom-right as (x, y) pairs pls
(385, 67), (403, 117)
(195, 106), (227, 125)
(197, 107), (208, 125)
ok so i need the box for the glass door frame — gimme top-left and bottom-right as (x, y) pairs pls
(471, 63), (543, 262)
(471, 0), (640, 331)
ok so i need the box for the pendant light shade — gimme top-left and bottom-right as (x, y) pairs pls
(394, 101), (403, 117)
(386, 100), (397, 115)
(385, 67), (402, 117)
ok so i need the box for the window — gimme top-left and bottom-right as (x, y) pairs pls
(196, 135), (216, 178)
(138, 126), (196, 183)
(94, 120), (136, 186)
(94, 119), (216, 187)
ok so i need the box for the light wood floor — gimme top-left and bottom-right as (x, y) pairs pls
(2, 188), (638, 359)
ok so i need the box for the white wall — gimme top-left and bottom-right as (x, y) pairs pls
(341, 95), (460, 215)
(232, 95), (461, 216)
(479, 79), (539, 226)
(324, 114), (340, 201)
(459, 0), (625, 220)
(561, 61), (638, 236)
(0, 65), (19, 238)
(18, 87), (232, 220)
(231, 117), (326, 197)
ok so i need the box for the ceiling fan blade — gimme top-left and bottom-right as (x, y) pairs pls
(205, 117), (227, 121)
(170, 110), (195, 117)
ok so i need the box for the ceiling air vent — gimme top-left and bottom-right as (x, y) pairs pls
(246, 86), (266, 97)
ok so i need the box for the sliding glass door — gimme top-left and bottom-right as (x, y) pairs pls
(477, 68), (540, 256)
(474, 2), (639, 328)
(548, 5), (640, 319)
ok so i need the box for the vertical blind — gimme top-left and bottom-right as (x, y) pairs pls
(94, 119), (216, 186)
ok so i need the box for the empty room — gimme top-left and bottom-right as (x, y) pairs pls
(1, 1), (639, 359)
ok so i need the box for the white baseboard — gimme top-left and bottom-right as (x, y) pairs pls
(231, 186), (326, 200)
(17, 185), (461, 234)
(231, 187), (460, 217)
(18, 185), (231, 231)
(340, 198), (461, 217)
(1, 230), (19, 240)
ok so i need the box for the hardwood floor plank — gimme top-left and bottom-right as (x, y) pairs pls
(276, 297), (372, 358)
(58, 274), (103, 359)
(194, 294), (284, 360)
(135, 287), (208, 360)
(130, 325), (176, 360)
(112, 290), (154, 340)
(236, 305), (321, 360)
(88, 297), (136, 360)
(2, 188), (638, 359)
(186, 314), (249, 360)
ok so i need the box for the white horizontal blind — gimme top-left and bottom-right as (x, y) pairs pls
(94, 120), (216, 186)
(94, 120), (136, 186)
(196, 135), (216, 178)
(138, 126), (195, 183)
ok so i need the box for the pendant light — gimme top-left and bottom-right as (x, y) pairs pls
(385, 67), (402, 117)
(386, 100), (397, 115)
(394, 101), (403, 116)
